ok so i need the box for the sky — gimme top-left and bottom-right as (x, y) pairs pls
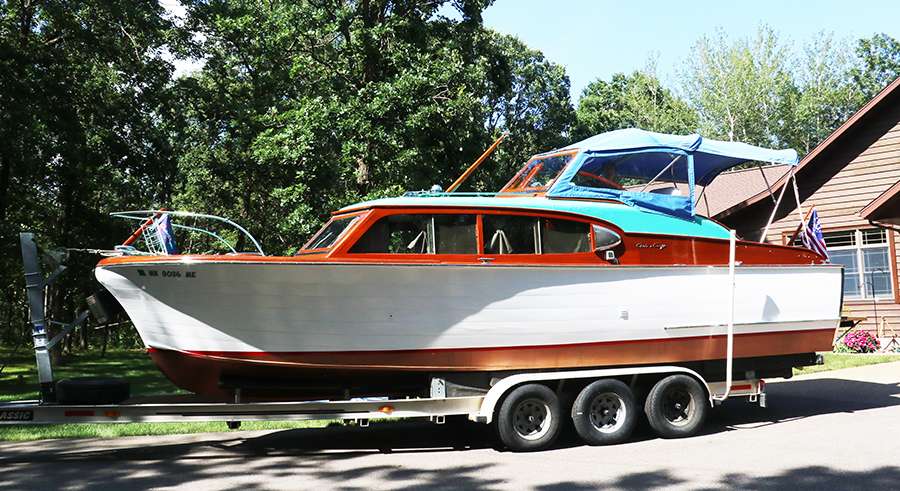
(480, 0), (900, 102)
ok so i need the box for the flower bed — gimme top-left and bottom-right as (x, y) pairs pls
(842, 330), (881, 353)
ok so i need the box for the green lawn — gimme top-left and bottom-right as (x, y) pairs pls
(793, 352), (900, 375)
(0, 347), (329, 441)
(1, 347), (898, 441)
(0, 348), (182, 402)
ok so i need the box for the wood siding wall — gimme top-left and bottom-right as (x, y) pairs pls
(765, 103), (900, 338)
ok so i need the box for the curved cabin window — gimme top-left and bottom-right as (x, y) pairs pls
(349, 214), (477, 254)
(483, 215), (590, 254)
(302, 215), (360, 251)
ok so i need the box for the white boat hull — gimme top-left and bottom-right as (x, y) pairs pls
(95, 259), (841, 397)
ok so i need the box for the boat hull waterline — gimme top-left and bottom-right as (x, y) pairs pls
(95, 259), (842, 398)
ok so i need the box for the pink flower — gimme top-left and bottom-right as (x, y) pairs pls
(843, 330), (880, 353)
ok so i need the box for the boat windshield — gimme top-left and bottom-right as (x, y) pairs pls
(303, 215), (360, 251)
(501, 152), (576, 192)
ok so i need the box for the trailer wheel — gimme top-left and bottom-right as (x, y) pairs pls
(56, 377), (130, 405)
(497, 384), (561, 452)
(571, 379), (637, 445)
(644, 374), (707, 439)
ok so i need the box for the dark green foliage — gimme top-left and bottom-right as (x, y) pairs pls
(170, 0), (574, 254)
(0, 0), (574, 353)
(0, 0), (178, 355)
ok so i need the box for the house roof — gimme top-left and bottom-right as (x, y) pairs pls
(860, 179), (900, 225)
(714, 75), (900, 224)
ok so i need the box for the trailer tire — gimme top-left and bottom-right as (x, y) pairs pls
(644, 374), (707, 439)
(571, 379), (637, 445)
(56, 377), (130, 405)
(496, 383), (561, 452)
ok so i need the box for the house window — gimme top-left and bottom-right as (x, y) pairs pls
(825, 228), (893, 300)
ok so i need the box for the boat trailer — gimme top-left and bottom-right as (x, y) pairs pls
(3, 232), (767, 451)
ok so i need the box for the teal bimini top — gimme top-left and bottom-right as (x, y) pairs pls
(546, 129), (798, 221)
(339, 195), (732, 240)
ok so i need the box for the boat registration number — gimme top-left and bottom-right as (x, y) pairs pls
(0, 410), (34, 421)
(137, 269), (197, 278)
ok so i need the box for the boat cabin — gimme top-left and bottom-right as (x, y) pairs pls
(300, 202), (617, 261)
(299, 129), (822, 268)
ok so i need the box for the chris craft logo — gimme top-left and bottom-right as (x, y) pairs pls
(635, 242), (667, 250)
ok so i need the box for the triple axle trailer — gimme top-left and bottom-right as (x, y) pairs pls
(2, 232), (793, 451)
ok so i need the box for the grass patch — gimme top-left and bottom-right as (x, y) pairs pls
(793, 352), (900, 376)
(0, 420), (329, 442)
(0, 347), (329, 441)
(0, 348), (184, 402)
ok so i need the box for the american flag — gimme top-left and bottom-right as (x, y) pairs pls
(800, 207), (828, 262)
(155, 214), (179, 255)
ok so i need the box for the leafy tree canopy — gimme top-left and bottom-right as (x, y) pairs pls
(573, 66), (697, 140)
(169, 0), (573, 254)
(851, 32), (900, 98)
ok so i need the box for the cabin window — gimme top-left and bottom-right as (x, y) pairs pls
(483, 215), (590, 254)
(591, 224), (622, 251)
(483, 216), (538, 254)
(434, 214), (478, 254)
(542, 218), (591, 253)
(573, 152), (689, 190)
(349, 214), (477, 254)
(303, 215), (360, 251)
(822, 228), (893, 300)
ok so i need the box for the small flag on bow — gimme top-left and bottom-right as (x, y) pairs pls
(155, 214), (179, 255)
(800, 207), (828, 262)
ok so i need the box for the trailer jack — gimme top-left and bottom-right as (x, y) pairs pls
(20, 233), (91, 404)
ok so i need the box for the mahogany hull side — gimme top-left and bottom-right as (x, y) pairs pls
(147, 328), (835, 399)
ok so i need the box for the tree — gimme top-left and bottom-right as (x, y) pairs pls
(170, 0), (490, 253)
(679, 25), (795, 148)
(478, 31), (575, 190)
(851, 33), (900, 98)
(171, 0), (573, 254)
(791, 31), (867, 153)
(573, 65), (697, 140)
(0, 0), (177, 351)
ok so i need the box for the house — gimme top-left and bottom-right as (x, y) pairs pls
(715, 75), (900, 343)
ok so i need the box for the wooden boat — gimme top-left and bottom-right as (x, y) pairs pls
(95, 129), (843, 400)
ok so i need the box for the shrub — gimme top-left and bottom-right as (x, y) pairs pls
(842, 330), (880, 353)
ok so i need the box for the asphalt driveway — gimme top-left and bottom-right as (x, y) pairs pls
(1, 361), (898, 491)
